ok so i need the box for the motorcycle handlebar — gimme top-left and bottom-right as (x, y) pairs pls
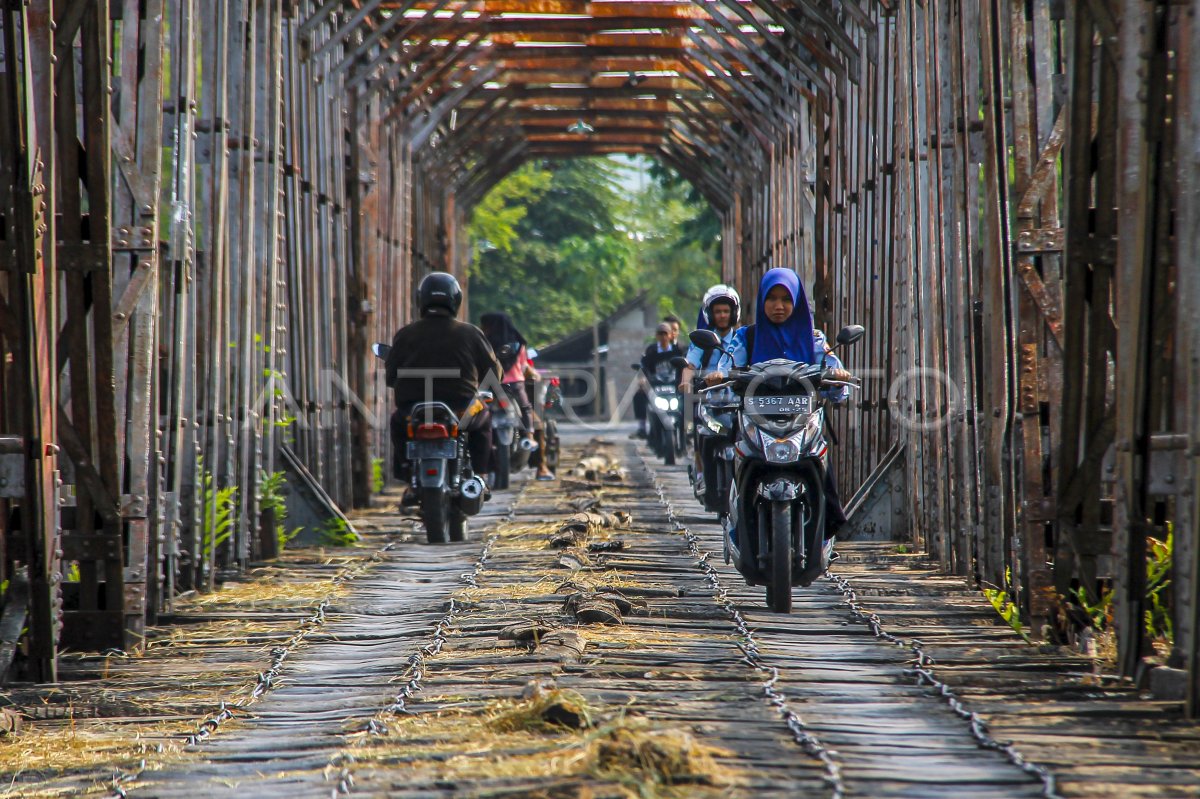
(698, 370), (861, 393)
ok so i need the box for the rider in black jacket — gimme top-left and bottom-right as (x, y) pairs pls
(385, 273), (500, 488)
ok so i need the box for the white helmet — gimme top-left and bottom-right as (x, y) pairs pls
(701, 284), (741, 327)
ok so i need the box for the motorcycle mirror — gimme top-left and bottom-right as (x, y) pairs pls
(372, 342), (391, 359)
(835, 324), (866, 347)
(669, 356), (689, 369)
(689, 329), (721, 350)
(631, 363), (642, 371)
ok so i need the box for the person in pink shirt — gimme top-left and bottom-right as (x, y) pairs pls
(480, 313), (553, 480)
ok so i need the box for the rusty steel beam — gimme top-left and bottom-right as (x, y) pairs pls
(345, 0), (459, 89)
(0, 0), (61, 683)
(1175, 0), (1200, 718)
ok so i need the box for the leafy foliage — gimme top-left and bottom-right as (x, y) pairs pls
(982, 568), (1033, 643)
(469, 163), (553, 256)
(1145, 528), (1173, 645)
(199, 460), (238, 562)
(259, 470), (300, 552)
(646, 157), (722, 255)
(1066, 528), (1173, 650)
(318, 516), (358, 547)
(467, 155), (719, 346)
(1072, 584), (1114, 630)
(371, 457), (385, 495)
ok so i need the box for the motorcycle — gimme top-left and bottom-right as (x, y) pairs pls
(489, 343), (542, 490)
(490, 382), (538, 490)
(691, 376), (739, 516)
(373, 342), (489, 544)
(631, 358), (688, 466)
(536, 374), (563, 473)
(690, 324), (864, 613)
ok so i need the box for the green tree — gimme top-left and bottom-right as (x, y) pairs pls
(627, 157), (721, 323)
(468, 162), (552, 257)
(468, 158), (638, 344)
(647, 158), (722, 256)
(466, 155), (719, 346)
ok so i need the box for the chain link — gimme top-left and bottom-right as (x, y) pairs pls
(106, 532), (406, 796)
(824, 569), (1062, 799)
(330, 480), (530, 796)
(636, 449), (846, 799)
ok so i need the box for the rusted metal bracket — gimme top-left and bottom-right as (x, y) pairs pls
(279, 444), (357, 546)
(842, 442), (909, 543)
(0, 568), (31, 684)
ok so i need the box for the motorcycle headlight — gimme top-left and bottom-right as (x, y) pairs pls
(764, 438), (800, 464)
(654, 396), (670, 410)
(668, 397), (680, 411)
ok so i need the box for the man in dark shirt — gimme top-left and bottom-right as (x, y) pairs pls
(640, 322), (686, 381)
(385, 272), (500, 484)
(630, 322), (685, 438)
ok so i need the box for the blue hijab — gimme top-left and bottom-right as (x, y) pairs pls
(751, 268), (815, 364)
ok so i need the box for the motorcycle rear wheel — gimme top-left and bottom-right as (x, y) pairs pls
(544, 420), (560, 471)
(421, 488), (450, 544)
(493, 443), (511, 489)
(448, 510), (467, 542)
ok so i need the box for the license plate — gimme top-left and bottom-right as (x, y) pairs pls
(744, 394), (811, 414)
(408, 440), (456, 459)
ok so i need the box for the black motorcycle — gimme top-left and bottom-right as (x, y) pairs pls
(632, 358), (688, 466)
(537, 374), (563, 473)
(691, 376), (739, 516)
(374, 342), (489, 543)
(490, 381), (538, 490)
(691, 325), (863, 612)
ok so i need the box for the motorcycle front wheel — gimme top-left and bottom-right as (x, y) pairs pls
(420, 487), (450, 544)
(768, 500), (793, 613)
(707, 454), (727, 514)
(662, 424), (676, 465)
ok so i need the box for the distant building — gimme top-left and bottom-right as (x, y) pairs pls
(532, 292), (657, 420)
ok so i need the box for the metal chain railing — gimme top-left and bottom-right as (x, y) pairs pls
(635, 448), (846, 799)
(824, 569), (1062, 799)
(106, 529), (408, 796)
(330, 479), (531, 796)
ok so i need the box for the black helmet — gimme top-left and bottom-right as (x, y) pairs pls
(417, 272), (462, 316)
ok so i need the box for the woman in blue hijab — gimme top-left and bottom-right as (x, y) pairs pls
(705, 267), (845, 375)
(747, 267), (816, 364)
(712, 267), (853, 544)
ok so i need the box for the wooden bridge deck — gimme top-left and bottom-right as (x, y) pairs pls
(2, 431), (1198, 798)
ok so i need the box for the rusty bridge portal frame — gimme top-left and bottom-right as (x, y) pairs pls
(1, 1), (1198, 713)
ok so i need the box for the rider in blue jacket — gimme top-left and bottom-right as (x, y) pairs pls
(706, 268), (853, 547)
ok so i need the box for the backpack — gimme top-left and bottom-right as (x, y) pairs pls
(738, 325), (756, 366)
(701, 328), (749, 370)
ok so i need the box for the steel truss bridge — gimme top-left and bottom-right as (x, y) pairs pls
(1, 0), (1198, 719)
